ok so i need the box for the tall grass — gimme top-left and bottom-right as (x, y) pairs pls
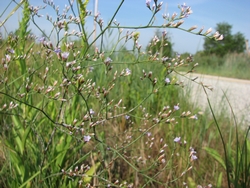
(0, 0), (249, 187)
(194, 52), (250, 80)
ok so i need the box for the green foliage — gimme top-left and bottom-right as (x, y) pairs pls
(77, 0), (89, 53)
(15, 0), (31, 75)
(203, 22), (245, 56)
(202, 86), (250, 188)
(192, 52), (250, 79)
(203, 147), (226, 169)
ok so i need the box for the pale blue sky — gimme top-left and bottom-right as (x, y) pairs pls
(1, 0), (250, 54)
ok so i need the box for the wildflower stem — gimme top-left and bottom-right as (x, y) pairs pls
(0, 91), (56, 126)
(110, 146), (164, 186)
(201, 84), (231, 187)
(85, 0), (125, 56)
(31, 15), (49, 39)
(109, 25), (214, 39)
(68, 0), (83, 35)
(147, 12), (157, 26)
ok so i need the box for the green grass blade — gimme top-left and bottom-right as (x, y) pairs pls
(216, 172), (223, 188)
(203, 147), (226, 169)
(11, 115), (24, 155)
(0, 0), (24, 27)
(83, 161), (101, 184)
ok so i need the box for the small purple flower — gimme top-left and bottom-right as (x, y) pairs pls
(104, 57), (112, 65)
(156, 1), (163, 12)
(162, 13), (169, 19)
(190, 147), (196, 154)
(125, 68), (131, 76)
(147, 132), (152, 137)
(189, 147), (198, 161)
(38, 37), (45, 42)
(125, 115), (130, 120)
(152, 3), (155, 10)
(174, 137), (181, 143)
(162, 30), (167, 37)
(174, 105), (179, 111)
(162, 57), (169, 63)
(84, 135), (91, 142)
(181, 3), (188, 9)
(5, 55), (11, 63)
(61, 52), (69, 61)
(181, 13), (189, 18)
(89, 109), (95, 116)
(89, 66), (94, 72)
(165, 77), (170, 84)
(146, 0), (151, 8)
(54, 48), (61, 54)
(180, 3), (192, 18)
(8, 49), (15, 54)
(191, 154), (198, 161)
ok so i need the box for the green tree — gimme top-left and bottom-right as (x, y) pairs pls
(147, 29), (173, 57)
(203, 22), (245, 56)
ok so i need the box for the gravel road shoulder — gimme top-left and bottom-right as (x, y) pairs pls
(178, 73), (250, 126)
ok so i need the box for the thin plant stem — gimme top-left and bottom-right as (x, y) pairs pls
(85, 0), (125, 55)
(202, 84), (231, 187)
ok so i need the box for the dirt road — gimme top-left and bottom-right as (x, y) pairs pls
(179, 73), (250, 126)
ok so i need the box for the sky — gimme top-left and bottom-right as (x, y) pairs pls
(0, 0), (250, 54)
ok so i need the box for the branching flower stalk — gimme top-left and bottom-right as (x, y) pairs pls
(0, 0), (240, 187)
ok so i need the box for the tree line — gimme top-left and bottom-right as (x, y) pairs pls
(147, 22), (246, 57)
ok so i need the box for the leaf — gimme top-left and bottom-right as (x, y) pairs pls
(25, 42), (35, 56)
(47, 101), (56, 119)
(19, 153), (63, 188)
(83, 162), (100, 184)
(11, 115), (24, 155)
(21, 125), (31, 152)
(187, 177), (196, 188)
(8, 149), (25, 183)
(216, 172), (223, 188)
(203, 147), (226, 169)
(55, 135), (72, 169)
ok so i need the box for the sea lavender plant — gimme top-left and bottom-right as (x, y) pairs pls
(0, 0), (232, 187)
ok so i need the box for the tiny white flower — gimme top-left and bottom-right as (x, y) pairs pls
(84, 135), (91, 142)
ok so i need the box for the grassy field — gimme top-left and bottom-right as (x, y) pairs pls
(192, 52), (250, 80)
(0, 1), (249, 187)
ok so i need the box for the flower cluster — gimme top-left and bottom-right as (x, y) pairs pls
(0, 102), (18, 111)
(146, 0), (163, 13)
(189, 147), (198, 161)
(179, 3), (193, 18)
